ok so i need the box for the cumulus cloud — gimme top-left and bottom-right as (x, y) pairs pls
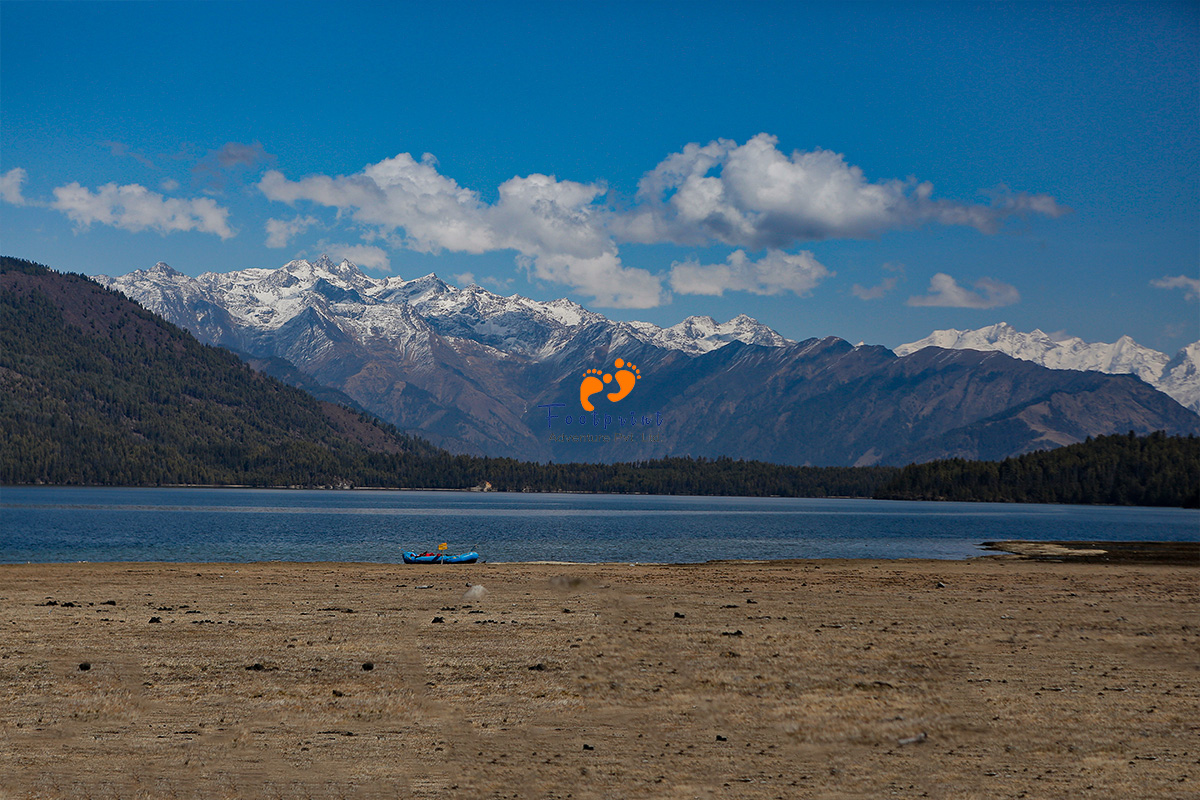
(51, 181), (234, 239)
(1151, 275), (1200, 301)
(616, 134), (1068, 249)
(852, 276), (899, 300)
(1, 168), (28, 205)
(906, 273), (1019, 309)
(265, 215), (319, 248)
(260, 155), (667, 307)
(669, 249), (831, 296)
(256, 135), (1063, 308)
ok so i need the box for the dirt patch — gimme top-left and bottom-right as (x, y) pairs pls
(1, 559), (1196, 798)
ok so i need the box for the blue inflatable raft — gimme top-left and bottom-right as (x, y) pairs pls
(403, 551), (479, 564)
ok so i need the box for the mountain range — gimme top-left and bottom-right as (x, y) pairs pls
(895, 323), (1200, 414)
(97, 256), (1200, 466)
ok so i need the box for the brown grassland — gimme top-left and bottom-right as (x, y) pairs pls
(1, 557), (1196, 799)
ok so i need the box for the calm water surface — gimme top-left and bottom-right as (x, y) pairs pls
(2, 487), (1196, 564)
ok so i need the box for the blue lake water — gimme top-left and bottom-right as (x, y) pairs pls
(1, 486), (1196, 564)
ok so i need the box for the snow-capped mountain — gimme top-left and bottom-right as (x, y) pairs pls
(99, 255), (791, 362)
(895, 322), (1200, 414)
(96, 259), (1200, 464)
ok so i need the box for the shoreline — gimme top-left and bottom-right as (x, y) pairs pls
(3, 558), (1196, 798)
(4, 538), (1198, 569)
(6, 482), (1199, 508)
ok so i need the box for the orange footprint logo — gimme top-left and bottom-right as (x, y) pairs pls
(580, 358), (641, 411)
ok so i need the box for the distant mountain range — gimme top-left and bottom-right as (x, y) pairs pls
(895, 322), (1200, 414)
(97, 256), (1200, 465)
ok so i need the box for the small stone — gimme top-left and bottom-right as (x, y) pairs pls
(674, 612), (686, 619)
(148, 617), (161, 624)
(431, 616), (445, 624)
(78, 662), (91, 671)
(361, 662), (374, 671)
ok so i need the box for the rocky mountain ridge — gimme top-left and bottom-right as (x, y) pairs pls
(895, 322), (1200, 414)
(97, 257), (1200, 464)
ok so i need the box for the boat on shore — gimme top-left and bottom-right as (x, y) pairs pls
(402, 550), (479, 564)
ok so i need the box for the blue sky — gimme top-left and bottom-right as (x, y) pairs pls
(2, 1), (1197, 352)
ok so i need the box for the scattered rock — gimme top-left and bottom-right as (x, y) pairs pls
(937, 582), (947, 589)
(78, 662), (91, 671)
(361, 662), (374, 671)
(721, 630), (744, 637)
(148, 617), (162, 624)
(582, 744), (594, 751)
(674, 612), (686, 619)
(716, 735), (727, 741)
(100, 600), (116, 606)
(528, 663), (546, 671)
(332, 689), (344, 697)
(431, 616), (445, 624)
(898, 732), (928, 746)
(246, 663), (265, 671)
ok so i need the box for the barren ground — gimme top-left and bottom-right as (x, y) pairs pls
(1, 558), (1196, 799)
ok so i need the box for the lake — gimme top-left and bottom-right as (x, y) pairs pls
(1, 486), (1196, 564)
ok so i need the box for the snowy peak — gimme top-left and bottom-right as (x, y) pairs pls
(896, 323), (1200, 414)
(628, 314), (793, 354)
(147, 261), (183, 278)
(99, 257), (796, 362)
(280, 255), (372, 290)
(374, 273), (454, 305)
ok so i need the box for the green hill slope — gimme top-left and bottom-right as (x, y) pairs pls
(876, 431), (1200, 507)
(0, 256), (443, 486)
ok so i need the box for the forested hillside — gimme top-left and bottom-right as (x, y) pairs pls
(5, 257), (1195, 506)
(0, 257), (894, 497)
(876, 431), (1200, 508)
(0, 257), (443, 486)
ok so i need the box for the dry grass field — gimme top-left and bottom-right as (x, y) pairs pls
(1, 557), (1196, 799)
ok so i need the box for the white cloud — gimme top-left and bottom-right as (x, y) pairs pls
(1, 168), (28, 205)
(669, 249), (831, 297)
(451, 272), (477, 286)
(907, 272), (1019, 309)
(1151, 275), (1200, 301)
(617, 134), (1068, 249)
(256, 135), (1063, 308)
(260, 155), (667, 308)
(260, 153), (492, 254)
(160, 178), (180, 192)
(321, 243), (391, 272)
(851, 276), (899, 301)
(265, 215), (319, 248)
(50, 181), (234, 239)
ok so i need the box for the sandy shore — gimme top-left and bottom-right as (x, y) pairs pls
(1, 558), (1196, 799)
